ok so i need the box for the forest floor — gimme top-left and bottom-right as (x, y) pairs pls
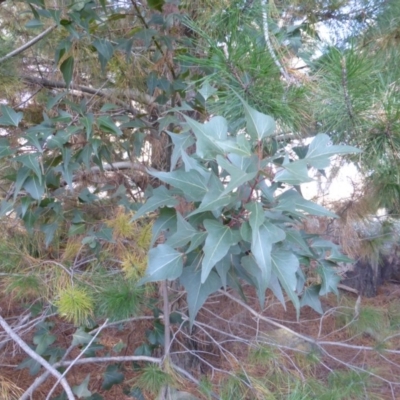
(1, 282), (400, 400)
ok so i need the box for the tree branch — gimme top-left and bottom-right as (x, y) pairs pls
(55, 355), (162, 367)
(45, 319), (109, 400)
(0, 25), (57, 64)
(0, 313), (75, 400)
(260, 0), (291, 83)
(21, 75), (155, 108)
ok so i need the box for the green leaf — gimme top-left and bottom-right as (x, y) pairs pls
(72, 328), (95, 347)
(73, 375), (92, 398)
(241, 255), (269, 306)
(147, 0), (165, 12)
(14, 167), (31, 201)
(217, 155), (257, 195)
(327, 247), (353, 263)
(305, 133), (361, 169)
(215, 137), (252, 157)
(18, 357), (41, 376)
(46, 91), (67, 110)
(271, 249), (300, 315)
(23, 176), (44, 200)
(181, 151), (210, 178)
(201, 220), (239, 283)
(285, 230), (313, 256)
(93, 39), (114, 72)
(146, 320), (164, 346)
(148, 169), (208, 202)
(275, 158), (312, 185)
(41, 222), (58, 247)
(185, 116), (225, 159)
(188, 180), (232, 217)
(215, 254), (232, 289)
(0, 105), (23, 127)
(295, 196), (337, 217)
(0, 200), (13, 217)
(247, 202), (265, 232)
(79, 188), (99, 203)
(166, 131), (195, 171)
(317, 264), (340, 295)
(131, 186), (178, 221)
(15, 153), (42, 182)
(250, 219), (285, 285)
(33, 330), (56, 355)
(24, 132), (44, 152)
(203, 116), (228, 140)
(167, 213), (206, 252)
(95, 226), (114, 242)
(0, 138), (14, 158)
(47, 130), (71, 149)
(133, 28), (158, 48)
(80, 114), (94, 140)
(276, 190), (337, 217)
(269, 272), (285, 305)
(134, 344), (152, 357)
(250, 224), (272, 285)
(68, 223), (86, 236)
(199, 81), (217, 101)
(60, 56), (74, 88)
(97, 116), (123, 136)
(150, 207), (177, 247)
(126, 387), (144, 400)
(300, 285), (323, 314)
(240, 221), (251, 242)
(102, 365), (124, 390)
(241, 99), (276, 140)
(180, 264), (222, 327)
(141, 244), (183, 283)
(25, 18), (43, 28)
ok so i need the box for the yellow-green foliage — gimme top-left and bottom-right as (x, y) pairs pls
(137, 222), (152, 250)
(121, 252), (148, 280)
(106, 208), (152, 280)
(5, 274), (43, 302)
(55, 286), (94, 326)
(336, 301), (388, 340)
(107, 208), (137, 240)
(61, 238), (83, 262)
(136, 364), (172, 396)
(0, 375), (23, 400)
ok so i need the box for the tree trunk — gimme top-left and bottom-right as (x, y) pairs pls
(341, 252), (400, 297)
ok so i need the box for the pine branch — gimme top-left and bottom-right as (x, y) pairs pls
(340, 57), (356, 126)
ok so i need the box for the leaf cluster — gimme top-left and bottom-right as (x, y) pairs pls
(135, 97), (360, 325)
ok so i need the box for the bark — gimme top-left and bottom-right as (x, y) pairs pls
(341, 251), (400, 297)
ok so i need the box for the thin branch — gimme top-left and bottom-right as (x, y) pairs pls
(21, 75), (155, 108)
(0, 25), (57, 64)
(162, 280), (171, 358)
(171, 363), (220, 400)
(55, 355), (161, 367)
(88, 161), (147, 175)
(341, 57), (356, 126)
(45, 319), (109, 400)
(221, 289), (316, 345)
(71, 161), (148, 184)
(260, 0), (290, 82)
(20, 340), (85, 400)
(0, 313), (75, 400)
